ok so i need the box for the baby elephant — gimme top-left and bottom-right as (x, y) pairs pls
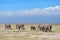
(5, 24), (11, 30)
(31, 26), (36, 31)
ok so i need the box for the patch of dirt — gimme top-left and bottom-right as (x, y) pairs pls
(29, 33), (60, 39)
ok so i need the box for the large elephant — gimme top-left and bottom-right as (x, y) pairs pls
(5, 24), (11, 30)
(16, 23), (25, 30)
(38, 24), (44, 31)
(31, 26), (36, 31)
(46, 24), (52, 32)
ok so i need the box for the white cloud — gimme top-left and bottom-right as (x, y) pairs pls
(0, 6), (60, 17)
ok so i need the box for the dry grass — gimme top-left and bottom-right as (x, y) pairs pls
(0, 24), (60, 40)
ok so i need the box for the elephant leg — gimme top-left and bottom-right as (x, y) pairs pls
(33, 28), (34, 31)
(40, 27), (42, 31)
(43, 27), (47, 32)
(46, 28), (48, 32)
(42, 27), (44, 31)
(31, 28), (34, 31)
(49, 27), (52, 32)
(9, 27), (10, 30)
(34, 27), (36, 31)
(18, 27), (20, 30)
(31, 28), (33, 31)
(22, 27), (25, 30)
(49, 29), (51, 32)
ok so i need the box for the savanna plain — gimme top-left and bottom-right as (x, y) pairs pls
(0, 24), (60, 40)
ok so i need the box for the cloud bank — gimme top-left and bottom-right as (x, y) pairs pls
(0, 6), (60, 17)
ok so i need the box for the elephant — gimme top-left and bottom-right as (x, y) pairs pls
(5, 24), (11, 30)
(38, 24), (44, 31)
(16, 23), (25, 30)
(46, 24), (52, 32)
(31, 26), (36, 31)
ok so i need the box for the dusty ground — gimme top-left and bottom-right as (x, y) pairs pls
(0, 24), (60, 40)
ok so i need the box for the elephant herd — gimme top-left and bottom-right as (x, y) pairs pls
(37, 24), (52, 32)
(5, 24), (52, 32)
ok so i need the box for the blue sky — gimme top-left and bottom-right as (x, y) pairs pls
(0, 0), (60, 11)
(0, 0), (60, 24)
